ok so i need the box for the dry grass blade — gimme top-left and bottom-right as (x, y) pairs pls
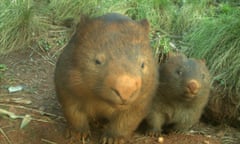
(0, 103), (64, 120)
(0, 108), (22, 119)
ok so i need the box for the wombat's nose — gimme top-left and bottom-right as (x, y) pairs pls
(187, 79), (201, 94)
(112, 75), (142, 102)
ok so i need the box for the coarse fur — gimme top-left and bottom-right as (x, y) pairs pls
(54, 13), (158, 144)
(146, 52), (210, 137)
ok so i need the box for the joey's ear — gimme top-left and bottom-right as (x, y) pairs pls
(139, 19), (150, 33)
(167, 51), (180, 59)
(167, 51), (175, 58)
(199, 59), (206, 64)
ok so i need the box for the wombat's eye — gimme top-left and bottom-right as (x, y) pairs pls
(95, 59), (102, 65)
(176, 70), (182, 75)
(141, 62), (145, 69)
(95, 54), (105, 65)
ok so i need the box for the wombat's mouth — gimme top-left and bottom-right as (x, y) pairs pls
(182, 92), (196, 101)
(114, 103), (130, 110)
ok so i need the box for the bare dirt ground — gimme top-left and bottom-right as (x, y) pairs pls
(0, 49), (239, 144)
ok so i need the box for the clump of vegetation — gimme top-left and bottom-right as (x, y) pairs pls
(0, 0), (97, 55)
(47, 0), (98, 24)
(183, 4), (240, 126)
(0, 0), (47, 54)
(0, 64), (7, 80)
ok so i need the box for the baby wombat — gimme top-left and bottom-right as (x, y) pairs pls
(146, 52), (210, 137)
(54, 13), (158, 144)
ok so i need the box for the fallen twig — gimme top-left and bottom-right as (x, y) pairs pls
(41, 138), (57, 144)
(0, 127), (12, 144)
(0, 98), (32, 105)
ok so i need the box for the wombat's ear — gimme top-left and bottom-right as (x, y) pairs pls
(168, 51), (175, 58)
(79, 15), (91, 25)
(139, 19), (150, 32)
(75, 15), (91, 30)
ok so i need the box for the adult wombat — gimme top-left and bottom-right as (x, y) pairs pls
(146, 52), (210, 137)
(54, 13), (158, 144)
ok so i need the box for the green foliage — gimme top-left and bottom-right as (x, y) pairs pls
(0, 64), (7, 80)
(48, 0), (98, 23)
(171, 1), (212, 36)
(96, 0), (130, 15)
(97, 0), (163, 27)
(0, 64), (7, 71)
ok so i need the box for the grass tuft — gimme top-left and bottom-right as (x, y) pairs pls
(0, 0), (52, 54)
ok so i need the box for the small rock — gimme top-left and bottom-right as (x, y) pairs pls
(203, 140), (210, 144)
(8, 85), (24, 93)
(158, 137), (164, 143)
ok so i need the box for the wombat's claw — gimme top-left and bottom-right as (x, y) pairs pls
(79, 132), (91, 143)
(100, 136), (125, 144)
(145, 130), (161, 137)
(66, 129), (91, 144)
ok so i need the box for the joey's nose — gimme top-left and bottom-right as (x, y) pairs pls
(112, 75), (142, 102)
(187, 79), (201, 95)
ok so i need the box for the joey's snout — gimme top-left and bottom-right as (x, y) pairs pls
(186, 79), (201, 96)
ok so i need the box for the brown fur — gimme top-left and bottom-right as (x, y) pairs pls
(146, 52), (210, 137)
(54, 13), (158, 144)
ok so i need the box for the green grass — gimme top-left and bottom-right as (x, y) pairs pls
(48, 0), (98, 23)
(0, 64), (7, 80)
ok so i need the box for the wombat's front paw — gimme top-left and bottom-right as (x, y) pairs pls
(100, 136), (125, 144)
(65, 128), (91, 143)
(145, 129), (162, 137)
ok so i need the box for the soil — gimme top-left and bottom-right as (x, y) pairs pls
(0, 49), (239, 144)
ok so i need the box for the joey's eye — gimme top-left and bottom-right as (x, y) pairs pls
(95, 59), (102, 65)
(176, 70), (182, 75)
(95, 53), (105, 65)
(201, 73), (205, 79)
(141, 62), (145, 69)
